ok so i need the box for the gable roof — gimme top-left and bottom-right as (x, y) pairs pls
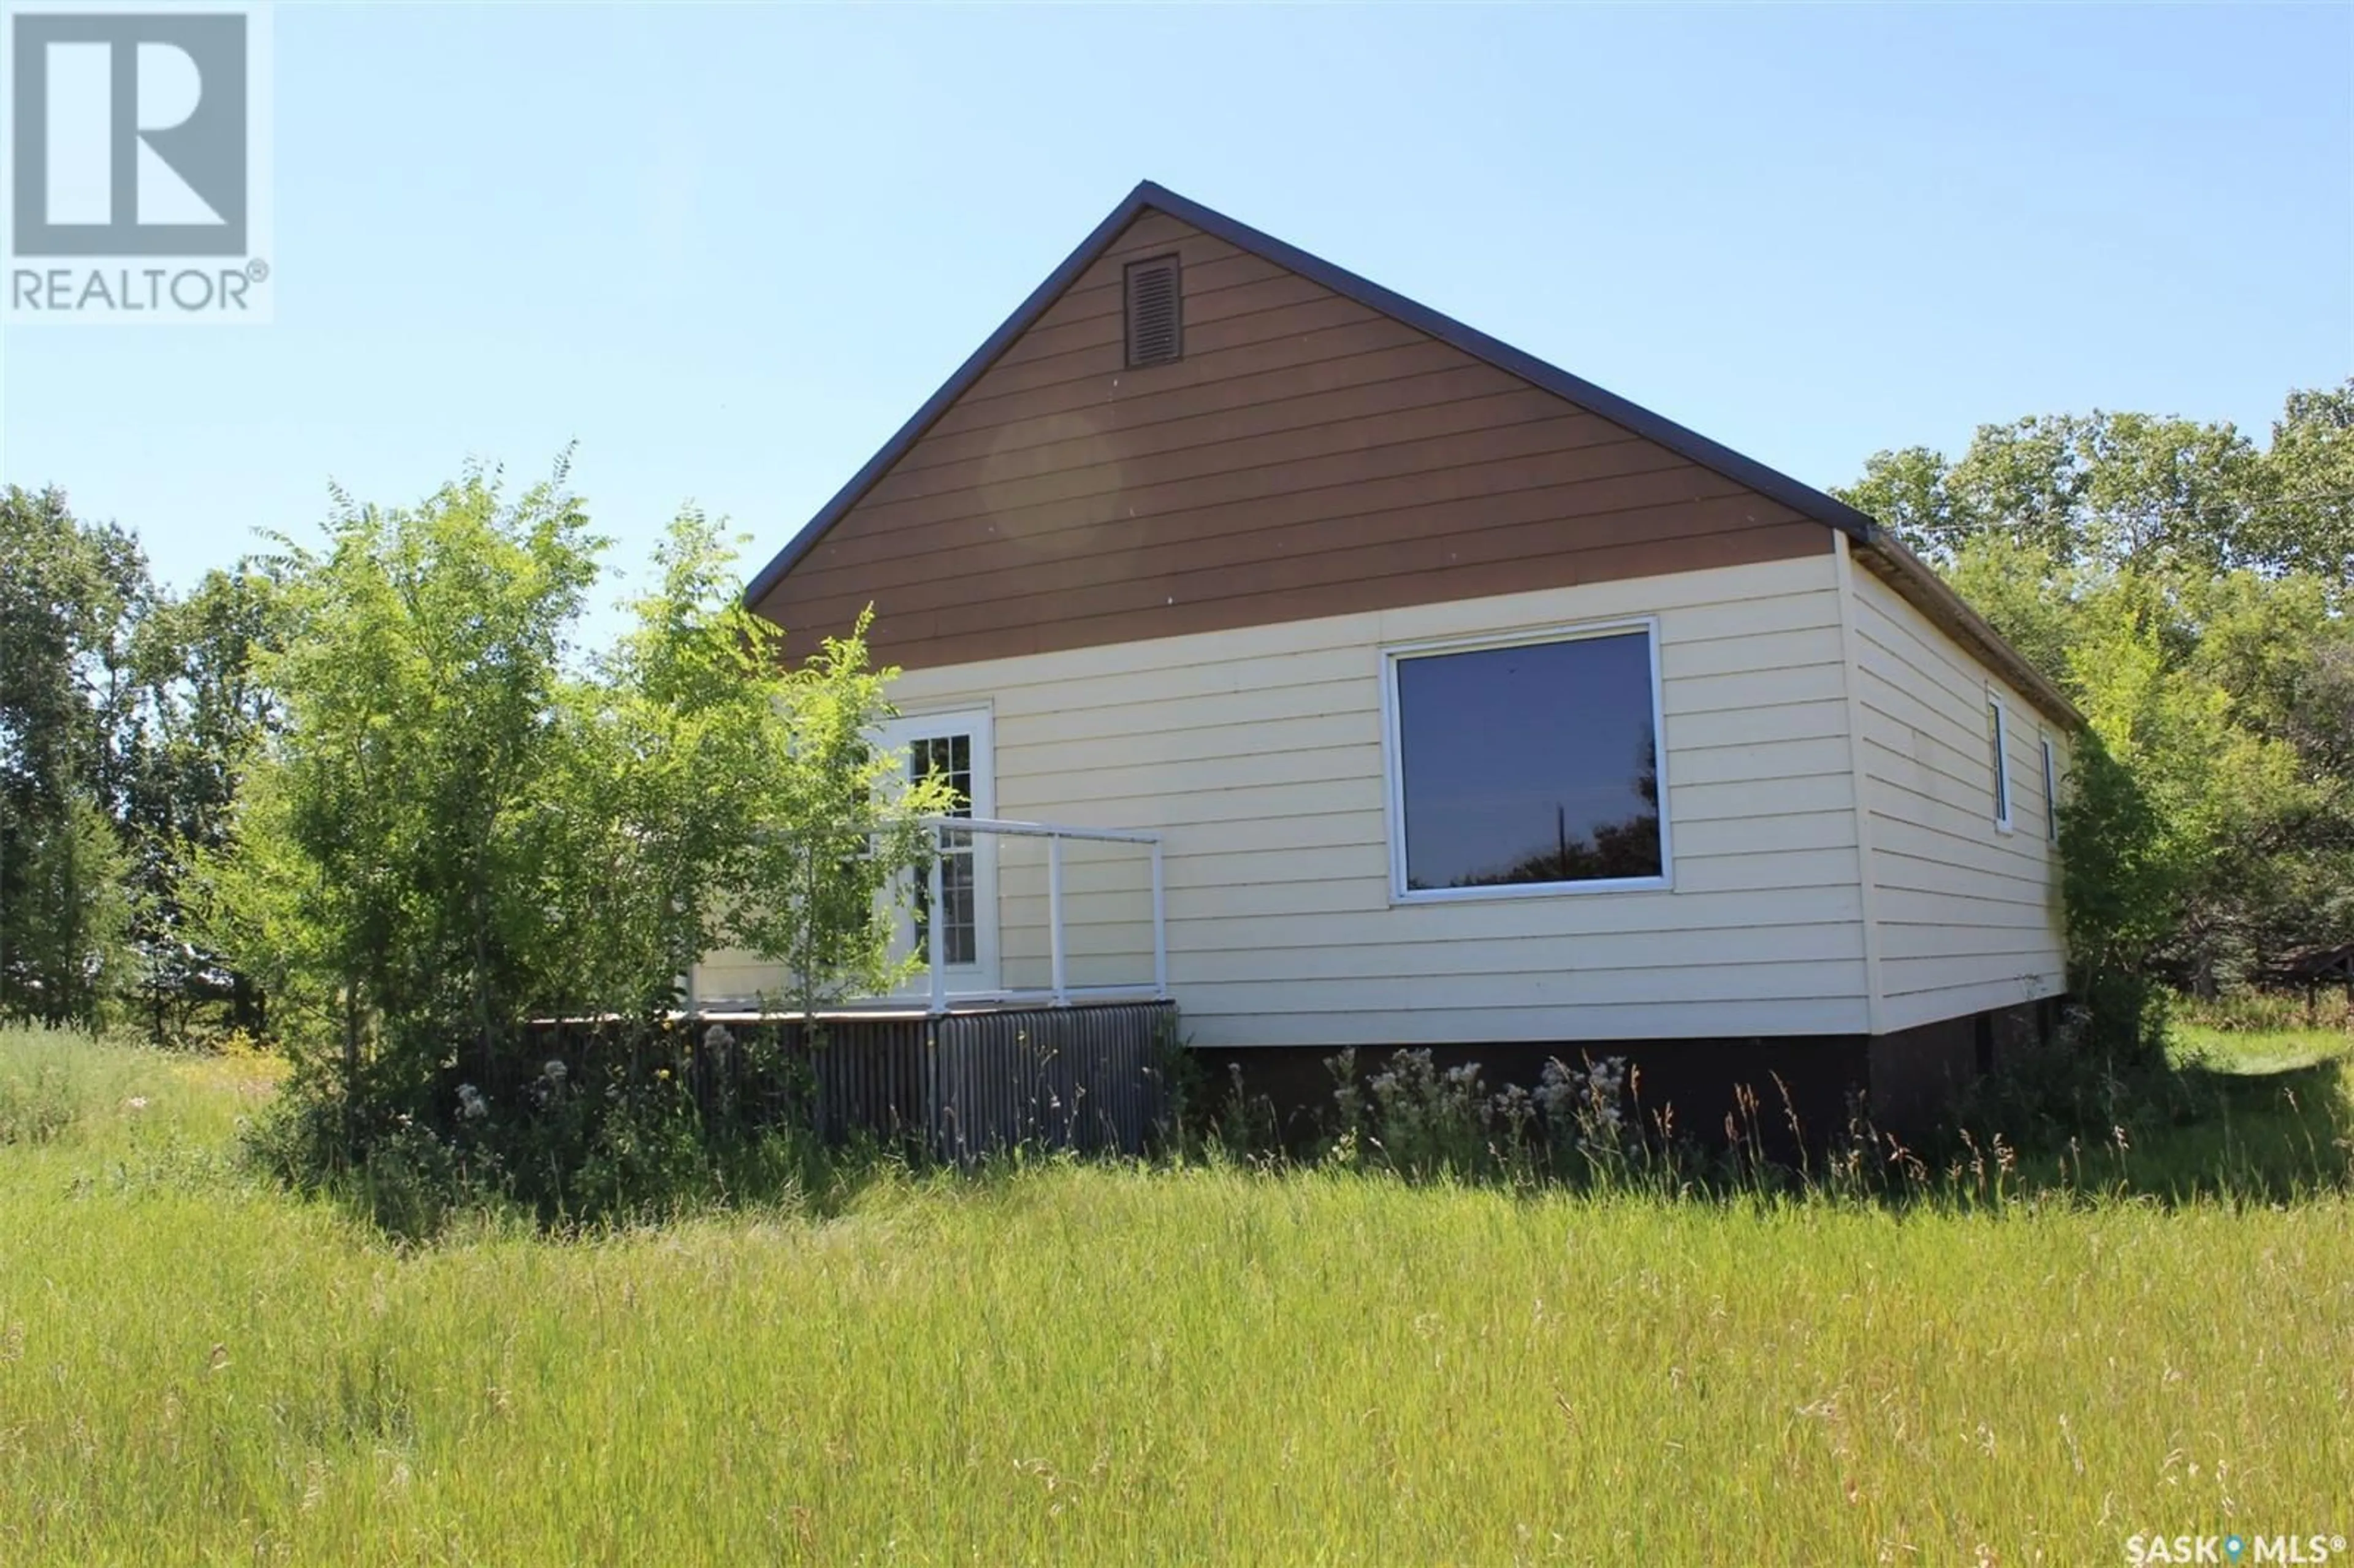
(746, 180), (2081, 730)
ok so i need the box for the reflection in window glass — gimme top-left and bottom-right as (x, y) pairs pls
(910, 734), (976, 964)
(1393, 630), (1663, 892)
(1989, 700), (2012, 829)
(2042, 737), (2060, 843)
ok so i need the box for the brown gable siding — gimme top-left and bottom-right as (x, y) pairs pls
(753, 210), (1825, 671)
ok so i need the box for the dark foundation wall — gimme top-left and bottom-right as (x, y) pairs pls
(1205, 1036), (1873, 1155)
(1866, 998), (2056, 1128)
(1200, 999), (2056, 1152)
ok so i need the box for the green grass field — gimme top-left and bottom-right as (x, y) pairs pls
(4, 1027), (2352, 1566)
(2171, 992), (2354, 1079)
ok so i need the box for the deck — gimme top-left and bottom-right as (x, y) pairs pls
(687, 999), (1176, 1160)
(672, 816), (1176, 1157)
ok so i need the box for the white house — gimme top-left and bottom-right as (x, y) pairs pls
(699, 182), (2078, 1128)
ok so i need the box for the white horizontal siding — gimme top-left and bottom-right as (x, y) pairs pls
(697, 545), (2075, 1045)
(693, 947), (786, 1003)
(997, 834), (1155, 990)
(880, 552), (1871, 1047)
(1848, 565), (2067, 1033)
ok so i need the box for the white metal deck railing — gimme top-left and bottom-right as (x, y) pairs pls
(920, 816), (1167, 1016)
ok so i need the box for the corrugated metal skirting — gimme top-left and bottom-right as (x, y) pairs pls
(525, 1003), (1173, 1160)
(806, 1002), (1173, 1160)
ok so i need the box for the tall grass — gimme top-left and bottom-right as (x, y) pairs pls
(2, 1027), (2351, 1565)
(2172, 991), (2354, 1081)
(2174, 986), (2354, 1038)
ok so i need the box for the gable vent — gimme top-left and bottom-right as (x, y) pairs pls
(1124, 255), (1182, 367)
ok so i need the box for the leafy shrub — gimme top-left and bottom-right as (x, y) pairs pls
(200, 467), (953, 1228)
(2057, 736), (2176, 1066)
(349, 1120), (482, 1242)
(246, 1020), (844, 1233)
(1946, 1003), (2214, 1157)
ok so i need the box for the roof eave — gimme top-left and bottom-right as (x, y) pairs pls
(1852, 527), (2086, 732)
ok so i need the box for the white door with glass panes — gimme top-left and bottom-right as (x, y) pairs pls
(876, 710), (998, 998)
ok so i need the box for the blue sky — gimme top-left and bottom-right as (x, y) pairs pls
(4, 3), (2348, 612)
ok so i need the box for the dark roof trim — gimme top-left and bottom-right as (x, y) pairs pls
(1854, 530), (2085, 731)
(744, 178), (1881, 609)
(742, 179), (2080, 733)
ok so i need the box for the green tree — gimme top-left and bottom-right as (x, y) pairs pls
(2250, 381), (2354, 582)
(1848, 410), (2267, 574)
(547, 511), (951, 1026)
(0, 486), (145, 1022)
(2063, 576), (2315, 991)
(1945, 415), (2084, 563)
(204, 465), (606, 1109)
(1839, 446), (1967, 557)
(201, 465), (949, 1172)
(1941, 532), (2079, 688)
(1837, 385), (2354, 1003)
(2054, 734), (2173, 1058)
(116, 566), (285, 1034)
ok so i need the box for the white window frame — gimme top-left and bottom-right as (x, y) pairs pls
(1380, 616), (1673, 905)
(2041, 736), (2061, 844)
(1988, 693), (2014, 835)
(873, 707), (999, 997)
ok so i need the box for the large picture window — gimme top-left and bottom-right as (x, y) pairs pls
(1384, 622), (1669, 900)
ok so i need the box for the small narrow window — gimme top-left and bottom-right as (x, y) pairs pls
(2042, 737), (2061, 843)
(1124, 256), (1182, 367)
(1989, 696), (2014, 833)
